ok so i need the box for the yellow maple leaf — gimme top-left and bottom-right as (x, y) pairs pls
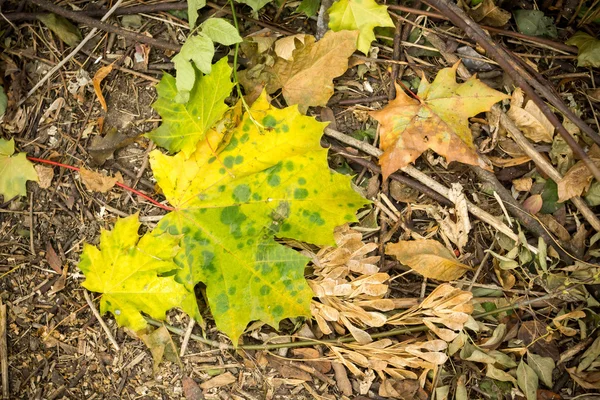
(370, 63), (509, 179)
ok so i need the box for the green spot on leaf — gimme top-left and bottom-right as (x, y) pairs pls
(262, 115), (277, 128)
(294, 188), (309, 199)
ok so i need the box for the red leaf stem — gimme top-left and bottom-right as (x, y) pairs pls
(27, 156), (174, 211)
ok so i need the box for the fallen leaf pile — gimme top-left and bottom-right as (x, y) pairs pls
(307, 227), (474, 344)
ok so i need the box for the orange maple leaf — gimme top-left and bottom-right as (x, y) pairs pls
(370, 63), (509, 179)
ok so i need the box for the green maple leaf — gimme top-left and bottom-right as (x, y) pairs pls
(149, 92), (369, 344)
(0, 138), (38, 200)
(79, 214), (200, 332)
(328, 0), (394, 54)
(148, 57), (234, 156)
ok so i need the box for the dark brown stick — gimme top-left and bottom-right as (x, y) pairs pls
(27, 0), (181, 52)
(388, 5), (578, 54)
(327, 141), (454, 207)
(0, 300), (8, 399)
(419, 0), (600, 183)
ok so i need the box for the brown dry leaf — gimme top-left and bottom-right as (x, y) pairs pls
(537, 214), (571, 242)
(291, 348), (332, 374)
(513, 177), (533, 192)
(469, 0), (511, 26)
(88, 128), (136, 165)
(272, 30), (358, 111)
(45, 242), (63, 274)
(199, 372), (237, 390)
(92, 63), (114, 112)
(241, 30), (358, 112)
(507, 88), (554, 143)
(139, 325), (181, 373)
(80, 168), (123, 193)
(518, 320), (560, 360)
(274, 34), (307, 60)
(34, 165), (54, 189)
(552, 310), (586, 336)
(267, 355), (312, 381)
(369, 63), (507, 178)
(522, 194), (543, 214)
(557, 144), (600, 202)
(567, 367), (600, 389)
(379, 378), (428, 399)
(494, 263), (516, 290)
(182, 377), (204, 400)
(386, 239), (472, 281)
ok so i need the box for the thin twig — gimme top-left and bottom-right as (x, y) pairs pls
(179, 319), (195, 357)
(0, 300), (8, 399)
(327, 141), (453, 207)
(19, 0), (125, 106)
(83, 290), (120, 352)
(28, 195), (35, 256)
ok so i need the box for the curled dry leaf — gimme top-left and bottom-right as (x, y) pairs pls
(386, 239), (473, 281)
(79, 167), (123, 193)
(507, 88), (554, 143)
(92, 64), (114, 113)
(428, 183), (471, 252)
(468, 0), (511, 27)
(34, 165), (54, 189)
(557, 144), (600, 202)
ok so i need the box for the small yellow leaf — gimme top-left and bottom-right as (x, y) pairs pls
(386, 239), (472, 281)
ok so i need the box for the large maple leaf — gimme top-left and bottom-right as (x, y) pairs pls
(327, 0), (394, 54)
(79, 214), (199, 331)
(147, 57), (234, 157)
(370, 63), (509, 179)
(149, 93), (369, 344)
(0, 138), (38, 200)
